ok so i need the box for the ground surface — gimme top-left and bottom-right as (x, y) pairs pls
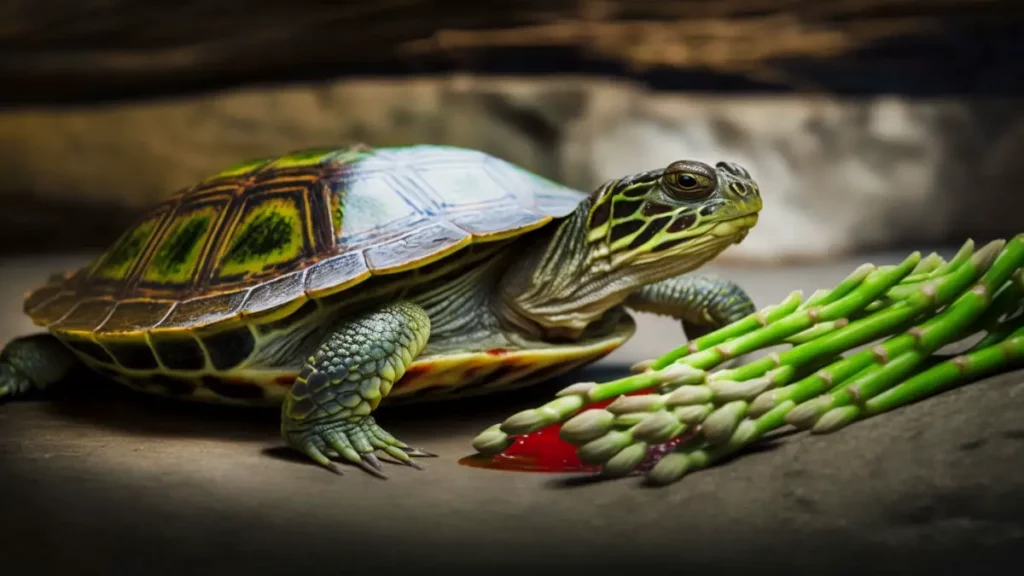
(1, 250), (1022, 575)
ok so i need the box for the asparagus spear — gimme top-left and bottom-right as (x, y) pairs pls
(649, 236), (1022, 484)
(470, 237), (1024, 487)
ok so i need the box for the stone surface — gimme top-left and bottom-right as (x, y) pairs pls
(1, 78), (1022, 259)
(1, 249), (1022, 574)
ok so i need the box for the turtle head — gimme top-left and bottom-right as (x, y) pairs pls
(496, 158), (761, 339)
(585, 159), (761, 271)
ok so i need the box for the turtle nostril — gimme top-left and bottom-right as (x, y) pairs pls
(717, 162), (750, 179)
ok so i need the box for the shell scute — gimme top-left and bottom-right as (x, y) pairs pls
(97, 299), (176, 333)
(214, 194), (311, 281)
(93, 212), (165, 281)
(304, 252), (371, 298)
(448, 206), (550, 240)
(156, 290), (250, 330)
(362, 222), (471, 274)
(51, 298), (116, 333)
(139, 202), (225, 286)
(240, 270), (308, 318)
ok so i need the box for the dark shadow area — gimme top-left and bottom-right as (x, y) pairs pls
(2, 2), (1023, 105)
(33, 363), (630, 444)
(3, 365), (1022, 576)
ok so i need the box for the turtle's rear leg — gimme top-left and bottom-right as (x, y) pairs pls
(0, 333), (78, 400)
(281, 301), (435, 478)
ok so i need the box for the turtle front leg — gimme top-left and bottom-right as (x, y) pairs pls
(0, 333), (79, 401)
(281, 301), (435, 478)
(626, 273), (756, 341)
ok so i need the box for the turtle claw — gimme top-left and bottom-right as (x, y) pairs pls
(294, 438), (344, 475)
(284, 415), (432, 478)
(362, 452), (384, 472)
(402, 447), (438, 458)
(355, 457), (389, 480)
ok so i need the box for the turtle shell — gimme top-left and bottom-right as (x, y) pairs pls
(24, 145), (587, 338)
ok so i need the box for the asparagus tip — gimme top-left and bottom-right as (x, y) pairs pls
(811, 405), (861, 434)
(632, 410), (687, 444)
(629, 359), (655, 374)
(784, 396), (834, 429)
(701, 401), (748, 445)
(577, 430), (634, 465)
(665, 385), (714, 406)
(708, 377), (774, 403)
(972, 239), (1007, 270)
(729, 419), (759, 447)
(673, 403), (714, 426)
(657, 363), (707, 387)
(601, 442), (649, 478)
(501, 396), (582, 435)
(647, 453), (691, 486)
(555, 381), (599, 398)
(472, 424), (514, 455)
(607, 394), (666, 415)
(748, 391), (777, 417)
(560, 409), (615, 445)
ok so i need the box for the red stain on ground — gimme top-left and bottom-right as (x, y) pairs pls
(459, 386), (695, 474)
(485, 348), (509, 356)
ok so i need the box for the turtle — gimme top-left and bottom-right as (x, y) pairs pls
(0, 144), (763, 477)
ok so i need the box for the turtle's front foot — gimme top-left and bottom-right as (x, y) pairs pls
(627, 273), (757, 341)
(1, 334), (77, 401)
(280, 300), (435, 478)
(284, 415), (435, 478)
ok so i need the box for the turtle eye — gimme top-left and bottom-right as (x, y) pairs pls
(677, 175), (699, 189)
(662, 161), (716, 200)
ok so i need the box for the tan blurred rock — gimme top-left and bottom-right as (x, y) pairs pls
(1, 77), (1020, 260)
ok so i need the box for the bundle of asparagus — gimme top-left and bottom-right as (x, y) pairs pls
(472, 236), (1024, 486)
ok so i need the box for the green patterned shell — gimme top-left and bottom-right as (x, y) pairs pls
(24, 145), (587, 337)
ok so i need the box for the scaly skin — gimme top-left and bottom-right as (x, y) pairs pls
(280, 301), (436, 476)
(627, 274), (757, 340)
(0, 334), (78, 400)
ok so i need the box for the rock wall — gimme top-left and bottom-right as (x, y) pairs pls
(1, 77), (1021, 260)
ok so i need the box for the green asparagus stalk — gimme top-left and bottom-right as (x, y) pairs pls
(675, 253), (921, 372)
(862, 323), (1024, 414)
(650, 236), (1022, 484)
(814, 321), (1024, 434)
(962, 270), (1024, 351)
(747, 239), (1009, 417)
(783, 237), (1023, 428)
(475, 242), (952, 452)
(471, 237), (1023, 485)
(650, 290), (804, 369)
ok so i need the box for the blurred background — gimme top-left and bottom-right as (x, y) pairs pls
(0, 0), (1022, 263)
(2, 6), (1024, 570)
